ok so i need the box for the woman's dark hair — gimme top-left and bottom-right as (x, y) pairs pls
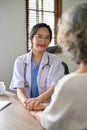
(30, 23), (52, 42)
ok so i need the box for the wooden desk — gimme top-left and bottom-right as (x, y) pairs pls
(0, 91), (44, 130)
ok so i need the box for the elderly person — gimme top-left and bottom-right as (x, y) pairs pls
(31, 3), (87, 130)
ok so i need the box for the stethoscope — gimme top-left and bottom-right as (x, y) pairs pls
(24, 63), (29, 87)
(42, 55), (51, 70)
(24, 55), (50, 87)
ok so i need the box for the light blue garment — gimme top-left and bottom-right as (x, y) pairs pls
(30, 58), (40, 98)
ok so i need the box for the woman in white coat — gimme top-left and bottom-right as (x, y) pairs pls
(31, 3), (87, 130)
(10, 23), (64, 111)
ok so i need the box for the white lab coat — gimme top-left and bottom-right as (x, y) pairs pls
(10, 50), (64, 101)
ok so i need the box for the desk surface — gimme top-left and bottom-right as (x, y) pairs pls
(0, 91), (44, 130)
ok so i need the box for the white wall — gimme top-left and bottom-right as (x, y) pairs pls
(0, 0), (26, 89)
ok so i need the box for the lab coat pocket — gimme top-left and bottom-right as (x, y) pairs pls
(38, 69), (49, 89)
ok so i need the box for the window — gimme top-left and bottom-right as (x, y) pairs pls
(26, 0), (62, 52)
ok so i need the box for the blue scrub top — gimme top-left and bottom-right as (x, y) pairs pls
(30, 57), (40, 98)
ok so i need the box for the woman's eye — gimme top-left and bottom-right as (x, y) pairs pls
(46, 37), (50, 40)
(38, 35), (42, 39)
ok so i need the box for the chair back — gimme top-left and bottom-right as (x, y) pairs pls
(62, 62), (69, 75)
(46, 46), (69, 75)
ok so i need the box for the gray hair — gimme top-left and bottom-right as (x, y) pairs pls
(58, 3), (87, 64)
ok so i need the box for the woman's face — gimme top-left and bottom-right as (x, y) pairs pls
(31, 27), (51, 53)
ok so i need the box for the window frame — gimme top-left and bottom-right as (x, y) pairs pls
(26, 0), (62, 52)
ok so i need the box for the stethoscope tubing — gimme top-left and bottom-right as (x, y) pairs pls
(24, 55), (50, 87)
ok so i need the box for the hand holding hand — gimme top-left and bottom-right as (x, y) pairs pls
(23, 97), (48, 111)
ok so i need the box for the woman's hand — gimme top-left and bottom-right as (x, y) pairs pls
(30, 111), (42, 122)
(32, 103), (48, 111)
(23, 97), (48, 111)
(23, 98), (35, 110)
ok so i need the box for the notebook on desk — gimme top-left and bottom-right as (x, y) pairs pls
(0, 101), (11, 111)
